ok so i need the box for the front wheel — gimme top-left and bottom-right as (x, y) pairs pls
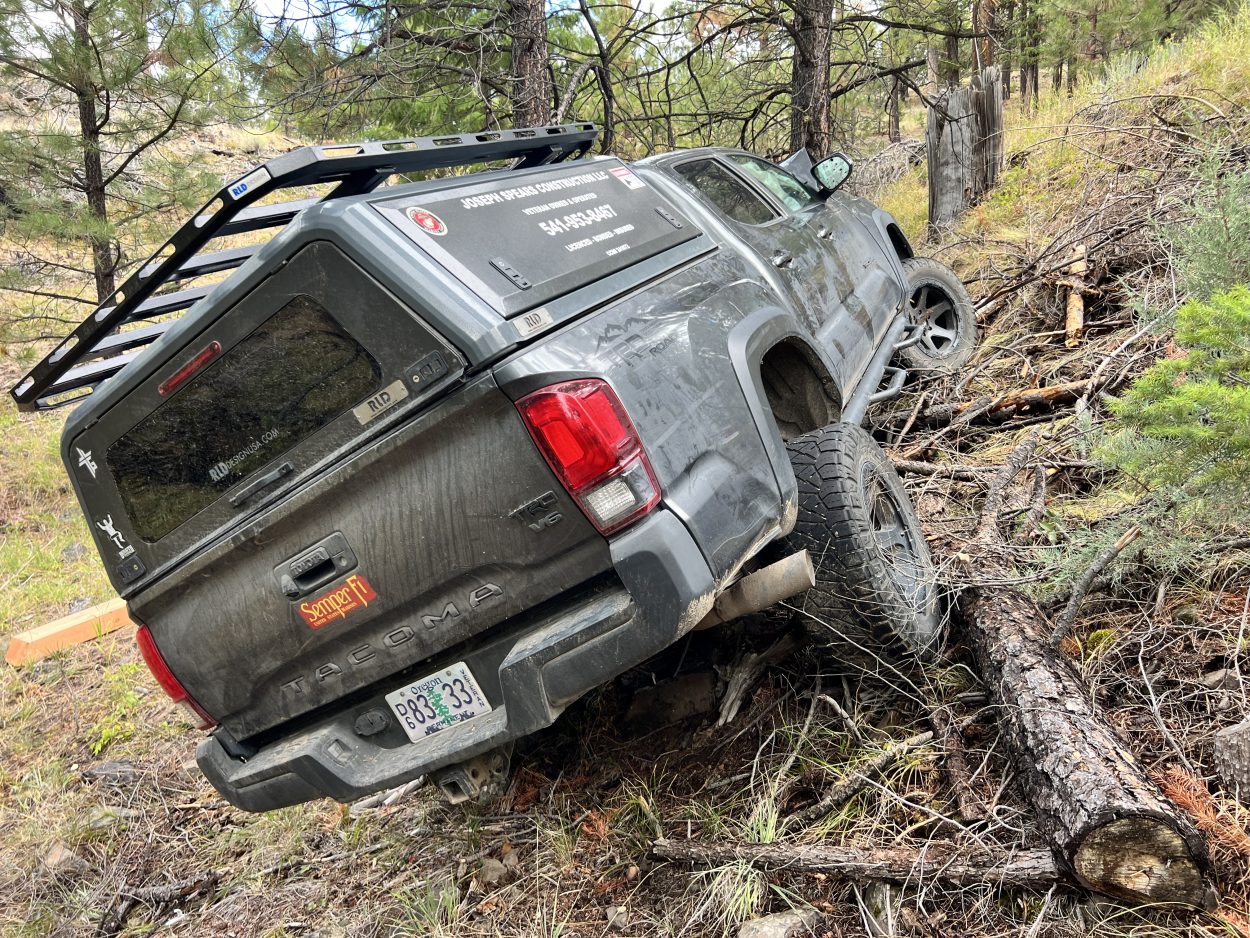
(898, 257), (977, 373)
(780, 423), (940, 668)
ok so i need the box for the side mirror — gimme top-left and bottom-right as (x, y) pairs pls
(813, 153), (853, 192)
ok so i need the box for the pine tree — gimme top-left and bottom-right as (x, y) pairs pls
(1104, 287), (1250, 530)
(0, 0), (242, 327)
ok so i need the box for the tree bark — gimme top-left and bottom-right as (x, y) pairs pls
(507, 0), (552, 126)
(960, 585), (1215, 907)
(926, 44), (940, 98)
(1018, 0), (1040, 111)
(1213, 718), (1250, 807)
(927, 68), (1002, 232)
(788, 0), (834, 160)
(887, 78), (901, 143)
(972, 66), (1003, 199)
(653, 839), (1060, 889)
(927, 86), (974, 231)
(71, 1), (114, 303)
(943, 33), (960, 87)
(1001, 0), (1014, 98)
(977, 0), (998, 69)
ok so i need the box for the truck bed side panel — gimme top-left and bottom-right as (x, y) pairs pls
(494, 250), (791, 581)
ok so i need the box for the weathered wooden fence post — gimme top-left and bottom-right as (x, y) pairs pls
(927, 66), (1004, 234)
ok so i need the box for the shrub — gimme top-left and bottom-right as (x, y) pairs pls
(1160, 163), (1250, 300)
(1102, 285), (1250, 535)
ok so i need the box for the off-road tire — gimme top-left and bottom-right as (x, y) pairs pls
(898, 257), (977, 373)
(781, 423), (940, 668)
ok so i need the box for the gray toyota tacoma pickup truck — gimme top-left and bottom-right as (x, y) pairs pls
(11, 123), (976, 811)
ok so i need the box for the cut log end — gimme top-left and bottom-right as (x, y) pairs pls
(1213, 717), (1250, 807)
(1073, 817), (1214, 910)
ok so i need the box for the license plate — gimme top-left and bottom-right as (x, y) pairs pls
(385, 661), (492, 742)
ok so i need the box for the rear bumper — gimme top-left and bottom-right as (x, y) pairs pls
(197, 508), (716, 811)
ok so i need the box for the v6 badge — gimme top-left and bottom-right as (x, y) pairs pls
(510, 490), (564, 532)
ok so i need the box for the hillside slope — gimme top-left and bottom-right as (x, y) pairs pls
(1, 8), (1249, 936)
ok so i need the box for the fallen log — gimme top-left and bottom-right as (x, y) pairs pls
(955, 379), (1094, 424)
(962, 587), (1213, 907)
(953, 438), (1215, 908)
(1063, 243), (1088, 348)
(652, 839), (1059, 889)
(891, 458), (993, 481)
(893, 380), (1098, 439)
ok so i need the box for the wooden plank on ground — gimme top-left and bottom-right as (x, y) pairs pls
(5, 598), (133, 666)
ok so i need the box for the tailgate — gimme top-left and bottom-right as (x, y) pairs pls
(129, 374), (609, 740)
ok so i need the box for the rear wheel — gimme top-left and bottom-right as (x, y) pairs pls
(780, 423), (940, 667)
(898, 257), (977, 373)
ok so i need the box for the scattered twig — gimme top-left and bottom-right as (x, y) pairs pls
(1049, 525), (1141, 648)
(717, 633), (800, 726)
(816, 693), (866, 744)
(931, 708), (988, 823)
(652, 838), (1060, 888)
(891, 458), (992, 481)
(1015, 464), (1048, 544)
(893, 388), (929, 443)
(974, 430), (1041, 544)
(790, 731), (934, 826)
(1063, 243), (1088, 348)
(256, 842), (390, 879)
(98, 872), (222, 937)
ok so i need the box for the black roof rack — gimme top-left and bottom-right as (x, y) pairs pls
(10, 123), (599, 412)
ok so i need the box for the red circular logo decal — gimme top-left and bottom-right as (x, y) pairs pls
(406, 207), (447, 236)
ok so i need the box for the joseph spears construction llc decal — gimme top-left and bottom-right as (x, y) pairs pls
(299, 574), (379, 629)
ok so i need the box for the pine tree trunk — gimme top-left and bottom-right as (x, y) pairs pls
(978, 0), (998, 69)
(71, 1), (114, 303)
(1001, 0), (1014, 98)
(1213, 718), (1250, 806)
(788, 0), (834, 160)
(943, 33), (960, 86)
(1052, 60), (1063, 94)
(507, 0), (552, 126)
(887, 78), (901, 143)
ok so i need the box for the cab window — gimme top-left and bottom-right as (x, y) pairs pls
(673, 159), (778, 226)
(725, 155), (820, 213)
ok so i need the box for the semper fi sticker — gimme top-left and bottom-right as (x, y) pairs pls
(298, 574), (378, 629)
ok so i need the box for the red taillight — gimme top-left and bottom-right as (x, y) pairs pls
(158, 340), (221, 397)
(516, 379), (661, 535)
(136, 625), (215, 729)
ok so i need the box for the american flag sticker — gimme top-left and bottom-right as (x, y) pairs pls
(609, 166), (646, 190)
